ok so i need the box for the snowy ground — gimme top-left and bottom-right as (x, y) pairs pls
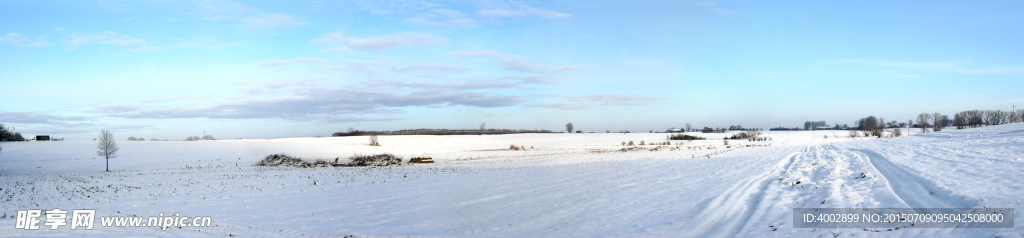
(0, 125), (1021, 237)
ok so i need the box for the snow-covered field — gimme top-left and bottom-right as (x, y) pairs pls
(0, 125), (1021, 237)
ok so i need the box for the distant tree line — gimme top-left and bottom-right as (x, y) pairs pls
(668, 134), (705, 140)
(332, 128), (555, 137)
(184, 135), (216, 141)
(803, 121), (827, 130)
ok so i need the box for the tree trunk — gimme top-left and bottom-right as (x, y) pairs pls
(106, 156), (109, 172)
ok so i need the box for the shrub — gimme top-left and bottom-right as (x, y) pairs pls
(892, 128), (902, 137)
(639, 140), (645, 145)
(256, 154), (309, 167)
(628, 141), (634, 146)
(257, 153), (403, 167)
(848, 130), (858, 138)
(348, 153), (402, 166)
(369, 134), (380, 146)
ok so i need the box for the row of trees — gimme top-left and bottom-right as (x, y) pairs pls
(854, 109), (1022, 136)
(184, 135), (216, 141)
(953, 109), (1022, 129)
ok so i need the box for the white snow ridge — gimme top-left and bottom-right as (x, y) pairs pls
(1, 124), (1022, 237)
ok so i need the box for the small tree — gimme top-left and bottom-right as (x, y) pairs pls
(685, 123), (692, 132)
(932, 112), (943, 132)
(479, 122), (486, 131)
(916, 113), (930, 133)
(202, 135), (216, 140)
(565, 123), (574, 133)
(848, 130), (858, 138)
(892, 128), (902, 137)
(97, 130), (119, 172)
(369, 134), (380, 146)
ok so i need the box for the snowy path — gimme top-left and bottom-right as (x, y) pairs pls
(855, 148), (960, 209)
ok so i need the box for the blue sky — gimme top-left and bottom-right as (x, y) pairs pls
(1, 0), (1021, 140)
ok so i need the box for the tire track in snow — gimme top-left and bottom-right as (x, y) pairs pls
(853, 149), (967, 209)
(688, 147), (804, 237)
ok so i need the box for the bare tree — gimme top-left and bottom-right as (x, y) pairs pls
(97, 130), (119, 172)
(202, 135), (216, 140)
(848, 130), (858, 138)
(685, 123), (692, 132)
(892, 128), (902, 137)
(932, 112), (943, 132)
(565, 123), (574, 133)
(479, 122), (486, 131)
(916, 113), (930, 133)
(369, 134), (380, 146)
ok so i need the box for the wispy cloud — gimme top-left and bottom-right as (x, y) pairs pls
(0, 33), (52, 47)
(528, 94), (666, 110)
(189, 0), (308, 32)
(838, 59), (1024, 76)
(330, 0), (569, 28)
(0, 111), (151, 134)
(239, 13), (309, 30)
(392, 62), (472, 77)
(403, 8), (479, 28)
(450, 50), (583, 73)
(528, 103), (590, 110)
(91, 79), (523, 123)
(65, 31), (162, 52)
(175, 36), (233, 48)
(134, 94), (216, 104)
(255, 57), (328, 66)
(475, 0), (570, 20)
(312, 32), (449, 51)
(684, 1), (734, 16)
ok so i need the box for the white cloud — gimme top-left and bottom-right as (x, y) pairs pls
(311, 32), (449, 51)
(0, 33), (52, 47)
(239, 13), (309, 30)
